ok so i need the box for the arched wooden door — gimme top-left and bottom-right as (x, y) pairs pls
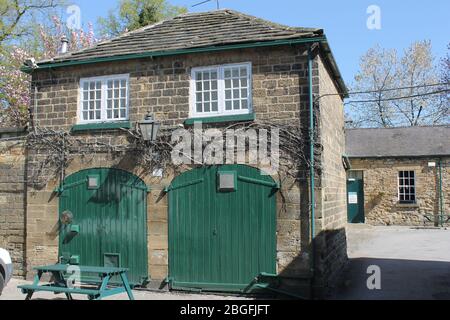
(168, 165), (277, 292)
(59, 168), (148, 286)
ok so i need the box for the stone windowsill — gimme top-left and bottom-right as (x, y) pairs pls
(396, 202), (420, 208)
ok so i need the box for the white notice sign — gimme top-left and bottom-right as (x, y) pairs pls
(348, 192), (358, 204)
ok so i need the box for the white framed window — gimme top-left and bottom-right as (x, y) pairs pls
(79, 74), (129, 123)
(190, 62), (252, 118)
(398, 171), (416, 204)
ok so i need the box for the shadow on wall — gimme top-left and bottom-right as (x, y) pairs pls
(331, 257), (450, 300)
(268, 227), (348, 300)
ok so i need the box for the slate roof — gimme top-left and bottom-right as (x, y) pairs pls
(345, 126), (450, 158)
(43, 9), (322, 64)
(31, 9), (347, 95)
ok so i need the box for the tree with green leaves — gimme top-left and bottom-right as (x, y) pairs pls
(0, 0), (61, 47)
(98, 0), (187, 38)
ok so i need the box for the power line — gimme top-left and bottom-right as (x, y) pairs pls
(316, 82), (450, 102)
(344, 89), (449, 105)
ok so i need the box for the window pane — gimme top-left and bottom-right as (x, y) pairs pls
(212, 102), (218, 112)
(233, 89), (240, 99)
(211, 80), (218, 90)
(196, 103), (202, 113)
(196, 82), (202, 91)
(241, 100), (248, 109)
(224, 70), (231, 78)
(240, 67), (247, 77)
(226, 101), (232, 110)
(204, 81), (210, 91)
(196, 72), (202, 81)
(204, 102), (210, 112)
(225, 90), (232, 100)
(241, 89), (248, 98)
(232, 68), (239, 77)
(225, 80), (231, 89)
(241, 78), (248, 87)
(204, 92), (210, 102)
(233, 100), (240, 110)
(211, 71), (218, 80)
(204, 72), (210, 80)
(196, 93), (202, 102)
(211, 91), (218, 101)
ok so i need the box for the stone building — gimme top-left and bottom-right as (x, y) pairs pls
(345, 126), (449, 226)
(3, 10), (349, 298)
(0, 128), (27, 278)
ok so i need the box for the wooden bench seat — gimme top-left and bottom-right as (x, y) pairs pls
(19, 284), (100, 296)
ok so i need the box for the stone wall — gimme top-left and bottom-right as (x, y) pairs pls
(0, 129), (27, 277)
(313, 53), (348, 296)
(24, 44), (346, 294)
(350, 157), (450, 226)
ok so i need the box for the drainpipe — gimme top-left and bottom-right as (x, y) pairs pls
(438, 159), (444, 227)
(308, 45), (316, 298)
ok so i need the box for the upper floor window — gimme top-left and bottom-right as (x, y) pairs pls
(398, 171), (416, 204)
(190, 62), (252, 118)
(79, 74), (129, 123)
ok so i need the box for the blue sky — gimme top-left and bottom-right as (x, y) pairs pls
(61, 0), (449, 86)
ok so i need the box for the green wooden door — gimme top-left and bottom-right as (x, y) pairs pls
(347, 177), (365, 224)
(168, 165), (277, 292)
(59, 168), (149, 285)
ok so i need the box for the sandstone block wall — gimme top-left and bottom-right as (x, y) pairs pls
(0, 130), (27, 276)
(350, 157), (449, 226)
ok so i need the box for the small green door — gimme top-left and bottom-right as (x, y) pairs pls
(347, 171), (365, 223)
(168, 165), (277, 292)
(59, 168), (148, 285)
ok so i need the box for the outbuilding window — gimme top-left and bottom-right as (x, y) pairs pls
(398, 171), (416, 204)
(190, 63), (252, 118)
(79, 74), (129, 123)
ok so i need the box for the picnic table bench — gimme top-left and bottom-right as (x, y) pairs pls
(18, 264), (135, 300)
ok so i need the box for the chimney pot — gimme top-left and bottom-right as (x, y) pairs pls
(60, 36), (69, 54)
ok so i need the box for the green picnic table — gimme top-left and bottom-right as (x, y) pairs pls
(18, 264), (135, 300)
